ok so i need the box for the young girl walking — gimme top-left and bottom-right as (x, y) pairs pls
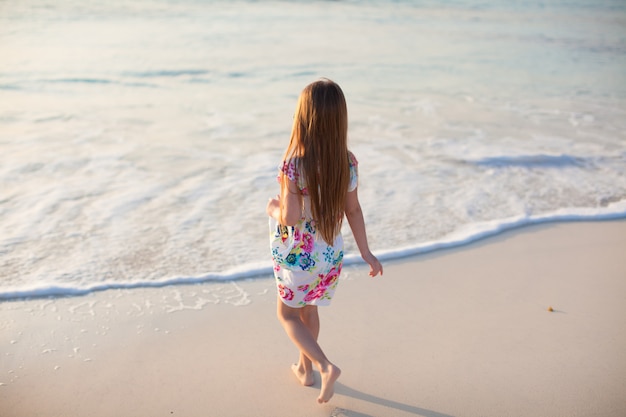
(266, 78), (383, 404)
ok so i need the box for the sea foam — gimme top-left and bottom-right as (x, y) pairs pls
(2, 202), (624, 301)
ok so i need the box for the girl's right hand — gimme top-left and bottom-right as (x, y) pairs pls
(363, 252), (383, 277)
(266, 196), (280, 220)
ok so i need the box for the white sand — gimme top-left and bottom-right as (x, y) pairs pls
(2, 221), (625, 417)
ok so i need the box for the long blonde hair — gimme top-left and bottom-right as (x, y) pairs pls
(280, 79), (350, 245)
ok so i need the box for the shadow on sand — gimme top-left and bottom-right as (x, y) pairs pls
(332, 382), (455, 417)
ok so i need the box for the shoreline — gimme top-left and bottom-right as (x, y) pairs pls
(3, 207), (626, 302)
(2, 220), (625, 417)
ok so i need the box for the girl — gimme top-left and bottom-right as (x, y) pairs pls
(266, 79), (383, 404)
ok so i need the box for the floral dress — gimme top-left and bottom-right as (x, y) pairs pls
(269, 152), (358, 307)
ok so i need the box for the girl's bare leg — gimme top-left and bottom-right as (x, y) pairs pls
(291, 305), (319, 386)
(277, 297), (341, 403)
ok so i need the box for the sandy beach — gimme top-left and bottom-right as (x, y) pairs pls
(2, 220), (625, 417)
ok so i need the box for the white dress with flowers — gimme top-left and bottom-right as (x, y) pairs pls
(269, 152), (358, 307)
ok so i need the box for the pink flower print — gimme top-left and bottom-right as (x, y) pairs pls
(278, 284), (294, 301)
(301, 233), (314, 253)
(320, 266), (340, 288)
(303, 286), (327, 303)
(273, 263), (281, 272)
(293, 228), (301, 243)
(297, 284), (309, 292)
(281, 161), (298, 182)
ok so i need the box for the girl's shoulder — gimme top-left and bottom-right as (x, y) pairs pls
(278, 157), (306, 190)
(279, 152), (356, 183)
(347, 150), (358, 167)
(279, 158), (299, 182)
(347, 151), (358, 192)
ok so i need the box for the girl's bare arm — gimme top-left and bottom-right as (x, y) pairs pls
(345, 187), (383, 277)
(266, 177), (302, 226)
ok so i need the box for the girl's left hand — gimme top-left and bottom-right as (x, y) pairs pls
(363, 252), (383, 277)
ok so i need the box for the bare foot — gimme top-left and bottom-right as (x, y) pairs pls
(317, 363), (341, 404)
(291, 363), (314, 386)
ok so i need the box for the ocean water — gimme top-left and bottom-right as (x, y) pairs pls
(1, 0), (625, 300)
